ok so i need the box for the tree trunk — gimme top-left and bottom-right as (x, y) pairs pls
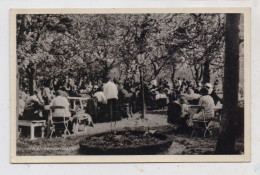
(140, 68), (146, 119)
(203, 59), (210, 84)
(171, 65), (176, 85)
(195, 67), (199, 86)
(26, 62), (35, 95)
(215, 14), (240, 154)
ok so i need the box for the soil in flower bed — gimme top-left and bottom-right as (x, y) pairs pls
(79, 130), (172, 155)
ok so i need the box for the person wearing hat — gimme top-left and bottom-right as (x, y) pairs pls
(93, 85), (99, 91)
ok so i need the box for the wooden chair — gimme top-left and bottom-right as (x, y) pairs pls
(49, 106), (70, 138)
(188, 105), (212, 138)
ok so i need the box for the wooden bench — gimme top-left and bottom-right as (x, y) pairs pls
(18, 120), (46, 140)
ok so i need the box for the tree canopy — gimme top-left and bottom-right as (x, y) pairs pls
(17, 13), (225, 92)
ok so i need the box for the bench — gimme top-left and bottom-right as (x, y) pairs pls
(18, 120), (46, 140)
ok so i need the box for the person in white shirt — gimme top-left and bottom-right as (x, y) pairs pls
(49, 90), (71, 118)
(192, 88), (215, 120)
(103, 78), (119, 122)
(178, 78), (182, 87)
(103, 79), (118, 100)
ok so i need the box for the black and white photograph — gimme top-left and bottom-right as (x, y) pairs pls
(10, 8), (250, 162)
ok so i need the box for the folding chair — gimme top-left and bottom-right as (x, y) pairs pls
(49, 106), (70, 138)
(189, 106), (212, 138)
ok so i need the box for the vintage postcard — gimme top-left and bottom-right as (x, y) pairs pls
(10, 8), (250, 163)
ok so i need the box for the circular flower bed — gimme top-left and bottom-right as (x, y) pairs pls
(79, 129), (172, 155)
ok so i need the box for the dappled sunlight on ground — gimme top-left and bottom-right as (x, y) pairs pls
(17, 112), (243, 156)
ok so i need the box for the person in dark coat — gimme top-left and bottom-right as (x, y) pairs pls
(22, 89), (45, 120)
(118, 84), (132, 118)
(85, 98), (98, 122)
(167, 96), (189, 133)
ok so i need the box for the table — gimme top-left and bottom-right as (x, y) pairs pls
(44, 97), (90, 136)
(72, 113), (93, 134)
(186, 105), (222, 111)
(18, 120), (46, 140)
(186, 105), (223, 121)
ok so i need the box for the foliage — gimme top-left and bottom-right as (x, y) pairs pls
(17, 13), (225, 91)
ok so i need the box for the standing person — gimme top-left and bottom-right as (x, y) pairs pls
(178, 78), (182, 87)
(118, 84), (132, 118)
(103, 77), (119, 126)
(93, 87), (107, 122)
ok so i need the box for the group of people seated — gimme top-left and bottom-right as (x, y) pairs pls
(18, 73), (226, 137)
(167, 81), (223, 134)
(18, 76), (134, 136)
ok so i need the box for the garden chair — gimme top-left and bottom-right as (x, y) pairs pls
(49, 106), (70, 138)
(188, 105), (212, 138)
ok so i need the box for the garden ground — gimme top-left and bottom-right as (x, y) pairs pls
(17, 111), (244, 156)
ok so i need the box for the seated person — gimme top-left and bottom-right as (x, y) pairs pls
(50, 90), (71, 118)
(94, 87), (107, 105)
(155, 91), (168, 109)
(60, 87), (69, 98)
(42, 87), (54, 105)
(184, 86), (201, 104)
(191, 88), (215, 121)
(167, 96), (189, 132)
(19, 89), (45, 137)
(22, 89), (45, 120)
(49, 90), (73, 132)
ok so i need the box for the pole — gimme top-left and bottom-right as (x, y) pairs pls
(110, 101), (113, 132)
